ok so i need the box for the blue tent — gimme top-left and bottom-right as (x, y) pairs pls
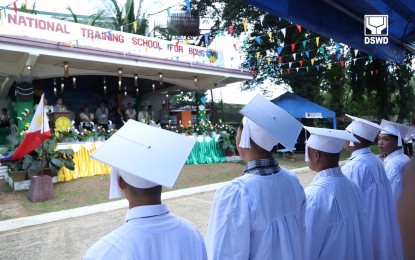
(272, 92), (337, 129)
(243, 0), (415, 63)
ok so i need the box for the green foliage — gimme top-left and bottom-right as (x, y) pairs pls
(34, 138), (75, 176)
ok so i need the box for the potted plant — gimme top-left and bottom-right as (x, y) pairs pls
(217, 131), (236, 156)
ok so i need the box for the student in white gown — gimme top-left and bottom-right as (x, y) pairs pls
(303, 126), (373, 260)
(205, 95), (306, 260)
(83, 120), (207, 260)
(342, 115), (403, 260)
(379, 120), (412, 202)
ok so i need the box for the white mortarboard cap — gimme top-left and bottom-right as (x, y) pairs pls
(379, 119), (413, 147)
(304, 126), (360, 161)
(345, 114), (384, 143)
(91, 120), (195, 199)
(239, 94), (303, 151)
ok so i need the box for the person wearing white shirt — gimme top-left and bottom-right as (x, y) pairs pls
(137, 105), (148, 124)
(206, 95), (305, 260)
(342, 115), (403, 260)
(125, 103), (136, 121)
(378, 120), (411, 201)
(83, 120), (207, 260)
(303, 126), (373, 260)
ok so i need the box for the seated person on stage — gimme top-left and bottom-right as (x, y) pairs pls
(206, 94), (306, 260)
(84, 120), (207, 260)
(0, 108), (10, 127)
(79, 105), (94, 131)
(53, 97), (67, 112)
(303, 126), (373, 260)
(125, 103), (136, 120)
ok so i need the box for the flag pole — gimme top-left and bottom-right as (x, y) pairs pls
(40, 95), (45, 177)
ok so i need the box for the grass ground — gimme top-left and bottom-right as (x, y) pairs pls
(0, 145), (381, 221)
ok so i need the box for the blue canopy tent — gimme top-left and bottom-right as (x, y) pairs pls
(272, 92), (337, 129)
(243, 0), (415, 63)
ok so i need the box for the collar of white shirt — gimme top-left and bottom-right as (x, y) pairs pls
(349, 147), (371, 160)
(125, 204), (169, 222)
(384, 148), (405, 164)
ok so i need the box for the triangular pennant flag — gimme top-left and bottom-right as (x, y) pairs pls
(296, 24), (302, 33)
(319, 47), (325, 55)
(375, 69), (378, 75)
(337, 53), (341, 60)
(316, 37), (320, 47)
(268, 32), (272, 41)
(278, 56), (283, 63)
(216, 30), (221, 37)
(306, 66), (309, 72)
(185, 39), (189, 46)
(371, 71), (373, 75)
(296, 67), (299, 72)
(316, 65), (320, 71)
(336, 43), (340, 52)
(243, 40), (247, 47)
(368, 56), (373, 62)
(287, 68), (291, 74)
(267, 58), (271, 65)
(13, 2), (17, 14)
(281, 28), (286, 38)
(233, 43), (237, 50)
(229, 25), (234, 36)
(204, 33), (209, 44)
(353, 58), (357, 65)
(311, 58), (315, 65)
(69, 41), (73, 48)
(299, 60), (303, 67)
(133, 21), (138, 33)
(328, 63), (332, 69)
(167, 7), (171, 17)
(363, 71), (366, 77)
(248, 54), (253, 59)
(302, 40), (307, 49)
(243, 19), (248, 32)
(324, 55), (329, 62)
(280, 69), (283, 74)
(289, 62), (292, 68)
(255, 36), (262, 44)
(256, 52), (260, 59)
(291, 43), (296, 52)
(354, 49), (358, 57)
(292, 53), (297, 60)
(305, 50), (310, 58)
(277, 46), (283, 55)
(185, 0), (191, 13)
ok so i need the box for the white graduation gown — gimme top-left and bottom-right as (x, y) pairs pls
(205, 168), (306, 260)
(384, 149), (411, 201)
(342, 147), (403, 260)
(304, 167), (373, 260)
(83, 204), (207, 260)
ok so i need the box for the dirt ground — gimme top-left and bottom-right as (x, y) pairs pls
(0, 154), (309, 221)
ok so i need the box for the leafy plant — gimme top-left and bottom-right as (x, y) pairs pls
(217, 131), (236, 155)
(34, 138), (75, 176)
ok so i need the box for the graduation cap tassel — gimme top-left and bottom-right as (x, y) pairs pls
(349, 126), (355, 146)
(398, 126), (402, 147)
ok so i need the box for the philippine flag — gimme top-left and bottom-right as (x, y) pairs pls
(9, 94), (51, 161)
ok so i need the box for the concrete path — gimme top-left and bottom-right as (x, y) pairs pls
(0, 167), (315, 260)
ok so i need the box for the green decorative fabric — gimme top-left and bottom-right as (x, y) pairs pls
(0, 128), (11, 145)
(186, 135), (226, 164)
(195, 92), (207, 124)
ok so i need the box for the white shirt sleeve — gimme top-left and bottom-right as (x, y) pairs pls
(205, 183), (250, 260)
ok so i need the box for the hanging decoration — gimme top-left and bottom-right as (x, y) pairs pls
(243, 19), (248, 32)
(134, 74), (138, 87)
(136, 87), (139, 97)
(60, 77), (65, 94)
(103, 77), (107, 94)
(53, 78), (57, 96)
(296, 25), (302, 33)
(229, 25), (234, 36)
(159, 72), (163, 86)
(152, 81), (155, 92)
(63, 62), (69, 77)
(194, 76), (198, 88)
(72, 77), (76, 88)
(118, 68), (122, 91)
